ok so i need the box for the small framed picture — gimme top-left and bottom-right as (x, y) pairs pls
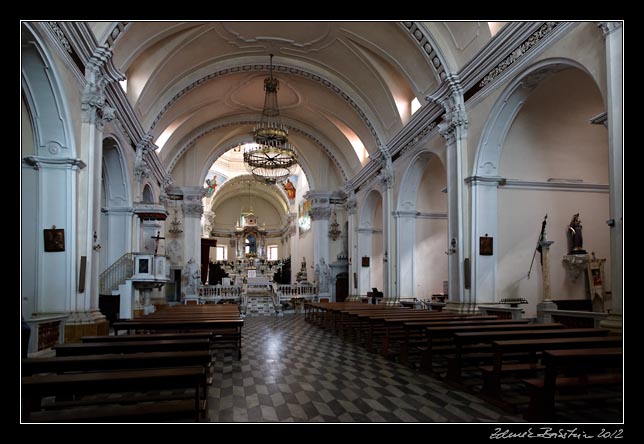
(44, 227), (65, 252)
(480, 236), (493, 256)
(361, 256), (370, 267)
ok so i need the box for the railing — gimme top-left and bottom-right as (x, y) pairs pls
(198, 285), (243, 303)
(275, 283), (318, 303)
(99, 253), (134, 294)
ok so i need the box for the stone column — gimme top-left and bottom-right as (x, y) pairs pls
(68, 46), (122, 341)
(434, 78), (468, 312)
(598, 22), (623, 334)
(308, 191), (332, 298)
(344, 192), (358, 298)
(536, 230), (557, 322)
(376, 154), (396, 302)
(181, 188), (205, 289)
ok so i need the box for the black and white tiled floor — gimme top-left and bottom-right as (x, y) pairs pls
(207, 314), (524, 423)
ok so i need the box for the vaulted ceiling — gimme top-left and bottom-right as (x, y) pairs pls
(106, 22), (450, 185)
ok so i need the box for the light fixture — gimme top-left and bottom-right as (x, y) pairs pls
(168, 209), (183, 235)
(243, 54), (298, 184)
(328, 211), (341, 241)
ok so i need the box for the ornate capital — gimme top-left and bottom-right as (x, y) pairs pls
(310, 206), (332, 221)
(598, 21), (622, 37)
(81, 46), (123, 129)
(182, 201), (204, 218)
(345, 197), (357, 215)
(376, 152), (394, 190)
(134, 133), (154, 182)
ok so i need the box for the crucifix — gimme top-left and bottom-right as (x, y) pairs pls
(151, 231), (165, 255)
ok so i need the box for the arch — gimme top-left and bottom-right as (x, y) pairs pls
(474, 58), (595, 178)
(21, 23), (76, 158)
(100, 137), (133, 272)
(471, 59), (609, 315)
(395, 151), (448, 299)
(21, 25), (78, 317)
(358, 189), (384, 296)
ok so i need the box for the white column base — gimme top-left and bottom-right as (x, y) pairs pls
(599, 313), (622, 335)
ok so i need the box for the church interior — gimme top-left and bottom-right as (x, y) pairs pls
(21, 21), (623, 424)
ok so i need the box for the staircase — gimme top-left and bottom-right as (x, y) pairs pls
(99, 253), (134, 294)
(99, 253), (135, 319)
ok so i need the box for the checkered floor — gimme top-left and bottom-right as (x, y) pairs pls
(207, 314), (524, 422)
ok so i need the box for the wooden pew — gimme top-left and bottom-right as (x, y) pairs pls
(523, 348), (622, 421)
(446, 328), (610, 382)
(22, 366), (206, 422)
(480, 336), (623, 398)
(420, 323), (564, 372)
(112, 319), (244, 359)
(54, 339), (211, 357)
(81, 332), (214, 343)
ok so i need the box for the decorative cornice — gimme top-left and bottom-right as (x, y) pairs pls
(400, 22), (447, 82)
(498, 179), (609, 193)
(465, 175), (505, 186)
(22, 156), (86, 170)
(590, 111), (608, 128)
(48, 22), (72, 53)
(357, 228), (382, 233)
(478, 22), (559, 89)
(149, 63), (382, 148)
(101, 206), (134, 214)
(392, 211), (447, 219)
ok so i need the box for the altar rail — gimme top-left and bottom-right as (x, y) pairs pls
(198, 285), (243, 303)
(275, 284), (318, 302)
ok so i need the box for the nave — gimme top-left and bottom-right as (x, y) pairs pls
(206, 314), (620, 423)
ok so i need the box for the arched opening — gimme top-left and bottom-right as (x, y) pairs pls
(396, 151), (448, 300)
(358, 189), (384, 296)
(474, 63), (609, 317)
(100, 137), (132, 274)
(142, 184), (155, 203)
(21, 24), (77, 317)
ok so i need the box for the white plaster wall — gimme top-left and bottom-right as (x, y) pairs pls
(500, 69), (607, 183)
(414, 156), (448, 299)
(21, 99), (35, 156)
(415, 219), (448, 298)
(21, 166), (38, 318)
(498, 189), (610, 318)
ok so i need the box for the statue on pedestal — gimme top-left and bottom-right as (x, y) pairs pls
(568, 213), (586, 254)
(182, 258), (201, 296)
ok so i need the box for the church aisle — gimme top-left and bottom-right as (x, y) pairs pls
(207, 314), (523, 423)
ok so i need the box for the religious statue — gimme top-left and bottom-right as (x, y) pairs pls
(283, 178), (296, 200)
(182, 258), (201, 296)
(204, 178), (216, 198)
(568, 213), (586, 254)
(319, 258), (331, 293)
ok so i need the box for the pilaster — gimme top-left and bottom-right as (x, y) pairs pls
(72, 45), (122, 334)
(429, 75), (468, 305)
(598, 21), (623, 334)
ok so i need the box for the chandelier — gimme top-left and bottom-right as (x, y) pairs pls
(244, 54), (298, 184)
(168, 209), (183, 235)
(328, 211), (341, 241)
